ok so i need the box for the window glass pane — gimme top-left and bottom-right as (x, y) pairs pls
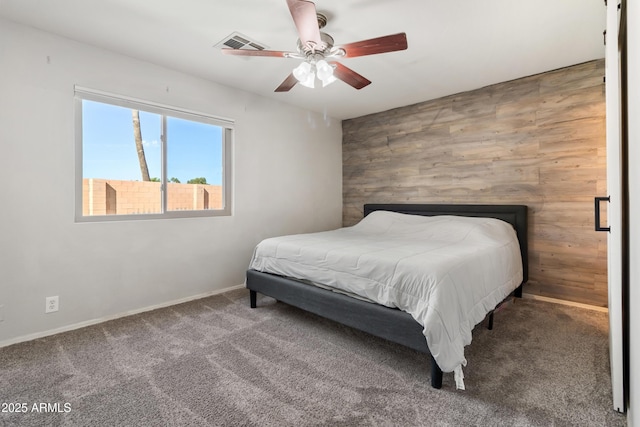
(77, 90), (232, 221)
(82, 100), (162, 215)
(166, 116), (224, 211)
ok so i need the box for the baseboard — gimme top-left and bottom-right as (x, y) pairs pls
(0, 283), (246, 349)
(521, 293), (609, 313)
(1, 287), (606, 349)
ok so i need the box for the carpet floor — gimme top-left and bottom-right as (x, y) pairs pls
(0, 288), (627, 426)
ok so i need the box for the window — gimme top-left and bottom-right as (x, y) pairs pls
(75, 88), (233, 221)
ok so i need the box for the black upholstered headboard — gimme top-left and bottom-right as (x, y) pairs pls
(364, 204), (529, 284)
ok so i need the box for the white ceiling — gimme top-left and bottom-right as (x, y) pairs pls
(0, 0), (605, 120)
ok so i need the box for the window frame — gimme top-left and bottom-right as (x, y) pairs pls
(74, 87), (233, 222)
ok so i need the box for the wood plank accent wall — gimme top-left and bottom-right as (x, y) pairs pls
(342, 60), (607, 307)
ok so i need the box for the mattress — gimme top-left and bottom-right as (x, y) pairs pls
(249, 210), (523, 387)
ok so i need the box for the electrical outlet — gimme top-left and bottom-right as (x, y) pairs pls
(45, 296), (59, 313)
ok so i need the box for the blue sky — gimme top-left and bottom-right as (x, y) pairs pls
(82, 100), (223, 185)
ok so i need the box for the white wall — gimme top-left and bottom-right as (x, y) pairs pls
(0, 19), (343, 345)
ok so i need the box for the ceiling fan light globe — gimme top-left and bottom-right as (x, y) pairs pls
(321, 74), (337, 87)
(293, 61), (313, 82)
(315, 59), (334, 80)
(299, 72), (316, 88)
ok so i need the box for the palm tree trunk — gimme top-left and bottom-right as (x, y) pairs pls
(132, 109), (150, 181)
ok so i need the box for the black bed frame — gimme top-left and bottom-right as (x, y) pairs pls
(246, 204), (528, 389)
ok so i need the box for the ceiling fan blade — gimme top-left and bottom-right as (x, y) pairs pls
(286, 0), (323, 50)
(330, 62), (371, 90)
(275, 73), (298, 92)
(221, 48), (291, 58)
(338, 32), (408, 58)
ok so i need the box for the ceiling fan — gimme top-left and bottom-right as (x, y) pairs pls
(221, 0), (408, 92)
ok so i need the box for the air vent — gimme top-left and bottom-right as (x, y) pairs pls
(215, 32), (268, 51)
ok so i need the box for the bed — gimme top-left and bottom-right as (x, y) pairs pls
(246, 204), (528, 389)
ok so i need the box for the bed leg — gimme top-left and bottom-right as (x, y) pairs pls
(488, 310), (494, 330)
(430, 354), (443, 389)
(250, 290), (257, 308)
(514, 283), (523, 298)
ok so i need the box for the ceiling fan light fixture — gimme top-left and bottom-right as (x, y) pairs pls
(316, 59), (336, 87)
(320, 74), (337, 87)
(315, 59), (332, 79)
(299, 73), (316, 88)
(293, 61), (311, 80)
(293, 62), (316, 88)
(293, 61), (315, 88)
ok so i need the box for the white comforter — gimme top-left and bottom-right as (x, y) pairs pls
(249, 211), (523, 386)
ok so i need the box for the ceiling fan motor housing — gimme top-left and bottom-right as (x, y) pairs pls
(297, 31), (334, 56)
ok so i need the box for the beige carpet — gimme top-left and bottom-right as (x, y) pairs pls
(0, 288), (627, 426)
